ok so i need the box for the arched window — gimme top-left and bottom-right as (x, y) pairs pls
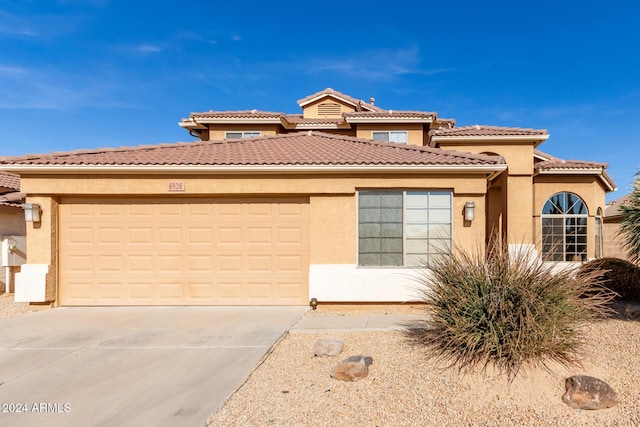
(595, 207), (603, 259)
(541, 192), (588, 261)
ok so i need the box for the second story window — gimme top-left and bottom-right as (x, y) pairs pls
(372, 131), (408, 144)
(226, 131), (261, 139)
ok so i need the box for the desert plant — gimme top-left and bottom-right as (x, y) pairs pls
(578, 257), (640, 302)
(407, 241), (614, 379)
(619, 177), (640, 263)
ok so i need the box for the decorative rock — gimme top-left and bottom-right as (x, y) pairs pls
(331, 355), (374, 381)
(562, 375), (618, 410)
(314, 339), (344, 357)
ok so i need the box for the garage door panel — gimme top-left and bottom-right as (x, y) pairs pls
(60, 198), (309, 306)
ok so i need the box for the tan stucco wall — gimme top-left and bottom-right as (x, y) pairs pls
(21, 171), (491, 304)
(355, 124), (425, 146)
(0, 206), (25, 237)
(507, 175), (534, 244)
(434, 142), (533, 175)
(532, 175), (608, 259)
(24, 196), (58, 302)
(310, 195), (356, 264)
(206, 124), (281, 140)
(19, 173), (489, 196)
(486, 174), (507, 241)
(603, 220), (631, 260)
(303, 98), (355, 119)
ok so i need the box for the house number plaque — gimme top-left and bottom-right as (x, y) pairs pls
(167, 181), (185, 192)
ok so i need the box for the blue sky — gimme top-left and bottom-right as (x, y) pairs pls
(1, 0), (638, 201)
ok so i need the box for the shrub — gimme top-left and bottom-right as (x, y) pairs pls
(407, 242), (614, 379)
(619, 177), (640, 263)
(578, 257), (640, 302)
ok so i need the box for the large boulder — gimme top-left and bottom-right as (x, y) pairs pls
(330, 356), (374, 381)
(562, 375), (618, 410)
(314, 339), (344, 357)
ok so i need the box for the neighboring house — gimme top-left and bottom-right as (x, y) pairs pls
(0, 88), (616, 306)
(603, 194), (632, 260)
(0, 172), (26, 293)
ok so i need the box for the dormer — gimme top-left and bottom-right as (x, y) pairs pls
(297, 88), (380, 119)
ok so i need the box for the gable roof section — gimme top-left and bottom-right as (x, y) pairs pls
(345, 110), (437, 123)
(534, 150), (616, 191)
(297, 88), (383, 112)
(429, 125), (549, 146)
(0, 131), (506, 174)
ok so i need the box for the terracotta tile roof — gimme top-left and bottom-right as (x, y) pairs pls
(0, 131), (505, 168)
(430, 125), (548, 137)
(534, 157), (609, 171)
(534, 150), (616, 190)
(605, 195), (631, 219)
(188, 110), (284, 119)
(296, 88), (383, 112)
(0, 172), (20, 192)
(0, 191), (25, 207)
(283, 115), (347, 125)
(345, 110), (437, 120)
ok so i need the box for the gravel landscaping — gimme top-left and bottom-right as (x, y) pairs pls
(0, 293), (35, 319)
(2, 296), (637, 425)
(208, 311), (640, 426)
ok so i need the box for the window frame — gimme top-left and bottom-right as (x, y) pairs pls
(371, 131), (408, 144)
(595, 207), (603, 259)
(357, 190), (452, 268)
(541, 192), (589, 262)
(225, 131), (262, 139)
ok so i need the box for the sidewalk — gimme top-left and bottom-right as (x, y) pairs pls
(289, 314), (424, 333)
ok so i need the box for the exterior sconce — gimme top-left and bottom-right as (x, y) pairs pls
(464, 201), (475, 222)
(24, 203), (42, 223)
(310, 297), (318, 310)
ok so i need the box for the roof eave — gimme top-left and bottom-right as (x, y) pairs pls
(536, 168), (617, 192)
(184, 117), (283, 125)
(430, 134), (550, 145)
(178, 119), (207, 130)
(0, 164), (508, 175)
(346, 117), (434, 124)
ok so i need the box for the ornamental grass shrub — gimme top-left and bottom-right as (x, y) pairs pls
(578, 257), (640, 302)
(407, 241), (614, 379)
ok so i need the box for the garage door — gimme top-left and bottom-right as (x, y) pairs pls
(59, 197), (309, 306)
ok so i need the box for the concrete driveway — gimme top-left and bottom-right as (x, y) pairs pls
(0, 306), (308, 427)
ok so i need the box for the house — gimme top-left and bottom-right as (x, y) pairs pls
(0, 172), (26, 293)
(603, 194), (632, 260)
(0, 88), (616, 306)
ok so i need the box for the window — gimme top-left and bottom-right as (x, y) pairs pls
(541, 192), (588, 261)
(595, 207), (603, 259)
(225, 131), (261, 139)
(358, 190), (452, 267)
(372, 131), (408, 144)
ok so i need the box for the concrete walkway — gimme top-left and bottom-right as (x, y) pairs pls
(290, 314), (424, 333)
(0, 306), (307, 427)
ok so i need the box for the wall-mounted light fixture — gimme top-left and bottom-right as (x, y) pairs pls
(464, 201), (475, 222)
(24, 203), (42, 223)
(310, 297), (318, 310)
